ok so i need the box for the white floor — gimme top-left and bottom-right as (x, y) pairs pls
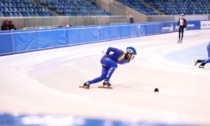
(0, 29), (210, 125)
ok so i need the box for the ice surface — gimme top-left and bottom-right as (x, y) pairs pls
(0, 29), (210, 125)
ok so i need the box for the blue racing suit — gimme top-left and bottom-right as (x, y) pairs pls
(200, 42), (210, 65)
(88, 47), (130, 85)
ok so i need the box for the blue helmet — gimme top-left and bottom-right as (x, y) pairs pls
(126, 46), (137, 55)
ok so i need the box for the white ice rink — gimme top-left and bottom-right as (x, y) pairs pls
(0, 29), (210, 125)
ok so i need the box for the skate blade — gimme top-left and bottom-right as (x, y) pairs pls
(98, 86), (113, 89)
(79, 86), (89, 89)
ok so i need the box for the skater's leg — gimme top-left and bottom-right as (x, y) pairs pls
(104, 67), (116, 82)
(87, 66), (108, 84)
(204, 58), (210, 64)
(181, 29), (184, 41)
(200, 58), (210, 68)
(100, 57), (117, 86)
(178, 27), (181, 41)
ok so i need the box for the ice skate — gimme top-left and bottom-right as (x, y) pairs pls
(98, 81), (112, 89)
(194, 60), (199, 66)
(177, 40), (182, 44)
(79, 82), (90, 89)
(199, 65), (204, 69)
(198, 62), (206, 69)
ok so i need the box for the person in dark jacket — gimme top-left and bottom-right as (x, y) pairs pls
(177, 13), (187, 43)
(8, 20), (16, 30)
(1, 20), (9, 31)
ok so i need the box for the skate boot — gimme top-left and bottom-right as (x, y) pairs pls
(79, 82), (90, 89)
(194, 60), (199, 66)
(103, 81), (112, 87)
(199, 65), (204, 69)
(98, 81), (112, 89)
(199, 63), (205, 69)
(177, 39), (182, 43)
(194, 60), (202, 66)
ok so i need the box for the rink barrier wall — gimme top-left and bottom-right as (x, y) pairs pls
(0, 20), (208, 56)
(0, 112), (203, 126)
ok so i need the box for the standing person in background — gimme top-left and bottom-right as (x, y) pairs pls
(194, 42), (210, 69)
(1, 20), (9, 31)
(8, 20), (16, 30)
(177, 13), (187, 43)
(80, 46), (137, 89)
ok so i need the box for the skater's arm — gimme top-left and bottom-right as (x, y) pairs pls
(184, 19), (187, 28)
(106, 47), (118, 55)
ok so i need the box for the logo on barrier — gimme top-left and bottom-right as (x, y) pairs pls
(161, 24), (174, 33)
(187, 24), (195, 27)
(201, 21), (210, 29)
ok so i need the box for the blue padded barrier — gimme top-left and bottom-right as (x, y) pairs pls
(81, 26), (99, 44)
(109, 25), (121, 40)
(54, 29), (68, 47)
(0, 20), (208, 56)
(119, 24), (130, 39)
(130, 23), (139, 37)
(0, 31), (13, 55)
(0, 112), (203, 126)
(160, 21), (175, 34)
(99, 26), (111, 41)
(67, 26), (99, 45)
(13, 30), (38, 53)
(36, 30), (55, 49)
(99, 25), (130, 41)
(66, 28), (78, 46)
(186, 20), (200, 30)
(139, 23), (161, 36)
(74, 28), (88, 44)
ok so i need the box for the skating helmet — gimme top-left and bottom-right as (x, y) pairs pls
(126, 46), (137, 55)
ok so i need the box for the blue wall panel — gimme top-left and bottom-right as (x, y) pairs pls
(99, 26), (111, 41)
(36, 30), (55, 49)
(0, 32), (13, 55)
(109, 26), (121, 40)
(119, 25), (130, 39)
(13, 30), (37, 52)
(66, 28), (78, 45)
(85, 27), (99, 43)
(54, 29), (67, 47)
(160, 22), (175, 33)
(140, 23), (161, 35)
(186, 20), (200, 30)
(130, 24), (139, 37)
(76, 28), (87, 44)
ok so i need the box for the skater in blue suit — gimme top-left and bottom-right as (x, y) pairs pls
(81, 46), (137, 89)
(194, 42), (210, 69)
